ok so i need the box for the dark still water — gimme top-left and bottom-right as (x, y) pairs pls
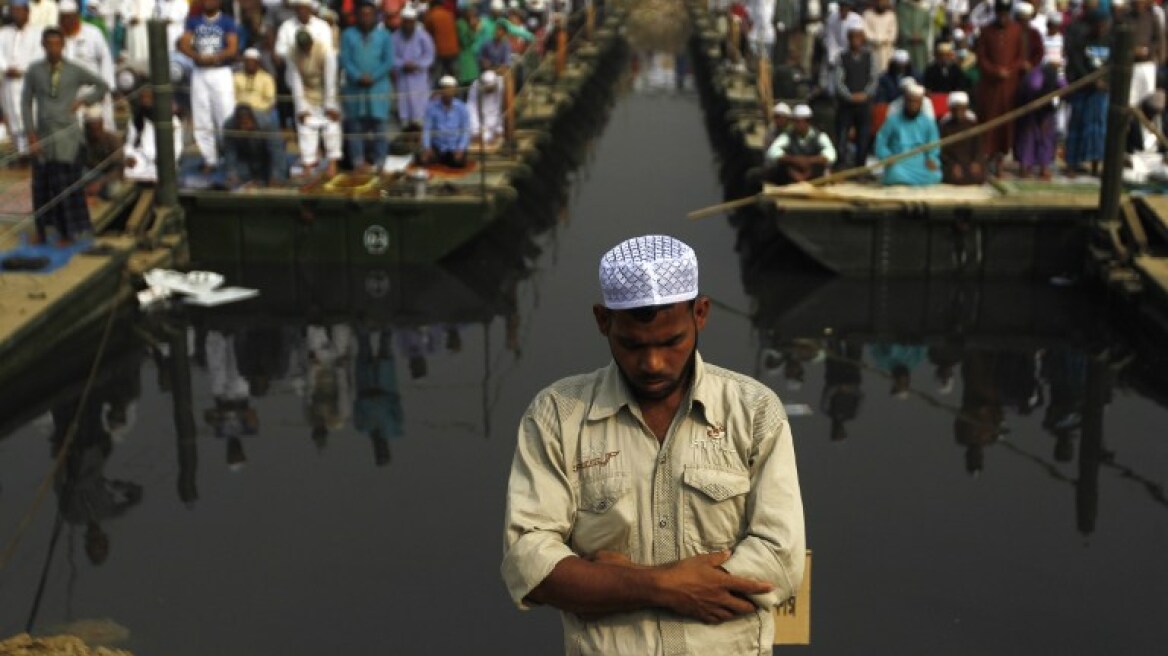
(2, 56), (1167, 655)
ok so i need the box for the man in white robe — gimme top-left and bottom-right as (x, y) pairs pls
(0, 0), (43, 155)
(60, 0), (117, 131)
(468, 69), (503, 145)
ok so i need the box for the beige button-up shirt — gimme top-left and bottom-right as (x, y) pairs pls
(502, 353), (805, 655)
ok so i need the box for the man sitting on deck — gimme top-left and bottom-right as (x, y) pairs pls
(939, 91), (985, 185)
(468, 69), (504, 147)
(420, 75), (470, 168)
(221, 103), (287, 188)
(764, 104), (837, 184)
(873, 83), (941, 185)
(765, 101), (791, 146)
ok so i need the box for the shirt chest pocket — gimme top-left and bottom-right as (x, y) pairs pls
(681, 466), (751, 551)
(571, 474), (637, 558)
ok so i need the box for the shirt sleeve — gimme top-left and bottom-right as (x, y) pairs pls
(500, 394), (578, 610)
(720, 392), (806, 610)
(765, 133), (789, 162)
(818, 132), (837, 165)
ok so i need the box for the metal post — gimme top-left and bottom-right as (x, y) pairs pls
(1098, 21), (1134, 226)
(147, 20), (179, 210)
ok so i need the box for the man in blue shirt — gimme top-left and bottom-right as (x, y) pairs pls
(421, 75), (470, 168)
(178, 0), (238, 171)
(477, 21), (511, 72)
(341, 2), (393, 173)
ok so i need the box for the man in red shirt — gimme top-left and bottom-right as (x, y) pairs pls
(424, 0), (459, 79)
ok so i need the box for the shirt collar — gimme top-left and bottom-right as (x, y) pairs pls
(586, 352), (723, 427)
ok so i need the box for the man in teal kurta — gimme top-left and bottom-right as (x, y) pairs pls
(455, 8), (481, 84)
(873, 84), (942, 186)
(896, 0), (932, 73)
(341, 2), (394, 171)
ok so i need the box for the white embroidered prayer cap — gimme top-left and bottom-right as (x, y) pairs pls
(1015, 1), (1034, 16)
(905, 83), (926, 98)
(792, 104), (813, 118)
(599, 235), (699, 310)
(243, 47), (261, 59)
(948, 90), (969, 106)
(58, 0), (79, 13)
(438, 75), (457, 88)
(481, 69), (498, 84)
(892, 49), (910, 64)
(773, 101), (792, 116)
(400, 4), (418, 18)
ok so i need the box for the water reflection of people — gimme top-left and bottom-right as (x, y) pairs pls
(52, 367), (144, 566)
(955, 350), (1006, 476)
(822, 338), (864, 441)
(1041, 348), (1087, 462)
(303, 324), (353, 451)
(868, 342), (927, 399)
(928, 340), (963, 396)
(204, 331), (259, 470)
(354, 328), (404, 467)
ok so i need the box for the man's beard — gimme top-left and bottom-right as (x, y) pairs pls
(620, 340), (699, 402)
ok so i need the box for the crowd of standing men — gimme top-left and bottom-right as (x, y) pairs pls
(724, 0), (1166, 185)
(0, 0), (569, 242)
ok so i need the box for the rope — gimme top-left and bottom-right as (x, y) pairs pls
(0, 269), (127, 574)
(687, 66), (1111, 220)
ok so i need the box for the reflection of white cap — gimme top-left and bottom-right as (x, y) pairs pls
(481, 69), (498, 85)
(892, 49), (909, 64)
(400, 4), (418, 18)
(1015, 1), (1034, 15)
(948, 90), (969, 106)
(599, 235), (698, 310)
(58, 0), (79, 13)
(438, 75), (457, 88)
(116, 69), (138, 91)
(243, 47), (261, 60)
(792, 104), (813, 118)
(773, 101), (791, 116)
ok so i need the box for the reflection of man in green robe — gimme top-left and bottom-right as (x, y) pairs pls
(896, 0), (933, 73)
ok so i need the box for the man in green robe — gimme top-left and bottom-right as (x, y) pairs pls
(896, 0), (933, 73)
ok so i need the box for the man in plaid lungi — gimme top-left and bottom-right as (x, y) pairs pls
(21, 26), (109, 244)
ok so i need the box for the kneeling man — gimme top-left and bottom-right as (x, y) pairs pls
(873, 83), (941, 186)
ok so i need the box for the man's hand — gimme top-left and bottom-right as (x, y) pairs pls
(70, 99), (87, 113)
(403, 61), (418, 73)
(996, 67), (1011, 80)
(970, 161), (983, 176)
(359, 73), (373, 87)
(1136, 46), (1150, 59)
(129, 17), (141, 25)
(851, 92), (867, 103)
(654, 551), (773, 625)
(85, 181), (102, 197)
(325, 108), (340, 121)
(28, 133), (39, 155)
(5, 67), (21, 79)
(925, 158), (937, 171)
(420, 148), (434, 164)
(298, 111), (310, 125)
(591, 550), (640, 568)
(452, 149), (466, 165)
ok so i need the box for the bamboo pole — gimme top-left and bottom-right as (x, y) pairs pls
(504, 66), (516, 153)
(147, 20), (177, 210)
(555, 25), (568, 79)
(757, 54), (773, 121)
(586, 1), (595, 42)
(728, 16), (741, 65)
(687, 66), (1110, 220)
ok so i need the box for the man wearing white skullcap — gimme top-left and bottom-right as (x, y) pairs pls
(502, 235), (806, 654)
(975, 0), (1028, 172)
(834, 21), (879, 168)
(923, 40), (969, 94)
(287, 27), (342, 177)
(421, 75), (469, 166)
(765, 103), (836, 183)
(59, 0), (116, 131)
(939, 89), (986, 184)
(275, 0), (333, 64)
(874, 81), (942, 185)
(766, 101), (792, 145)
(468, 68), (504, 145)
(391, 4), (435, 127)
(875, 48), (914, 103)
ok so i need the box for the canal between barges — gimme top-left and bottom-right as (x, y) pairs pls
(2, 51), (1166, 655)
